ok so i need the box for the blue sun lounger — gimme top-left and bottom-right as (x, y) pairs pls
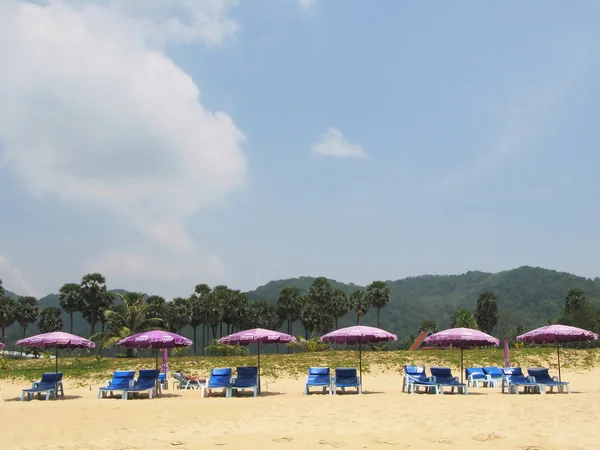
(402, 365), (440, 394)
(482, 366), (503, 387)
(122, 369), (159, 400)
(332, 367), (361, 394)
(465, 367), (493, 388)
(430, 367), (468, 394)
(202, 367), (233, 398)
(527, 368), (570, 394)
(304, 367), (331, 395)
(501, 367), (543, 394)
(21, 372), (64, 401)
(231, 366), (259, 397)
(98, 370), (135, 398)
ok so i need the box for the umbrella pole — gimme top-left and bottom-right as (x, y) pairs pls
(257, 342), (261, 396)
(460, 346), (464, 383)
(556, 341), (561, 382)
(55, 345), (59, 399)
(359, 339), (362, 391)
(155, 349), (159, 398)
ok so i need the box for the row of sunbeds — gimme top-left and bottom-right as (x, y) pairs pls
(19, 364), (570, 401)
(404, 366), (571, 395)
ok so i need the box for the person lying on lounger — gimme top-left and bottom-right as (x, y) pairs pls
(176, 370), (206, 383)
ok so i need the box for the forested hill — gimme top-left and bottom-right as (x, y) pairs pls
(3, 266), (600, 342)
(245, 266), (600, 338)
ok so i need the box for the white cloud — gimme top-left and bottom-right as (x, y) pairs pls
(0, 253), (40, 297)
(311, 127), (369, 159)
(297, 0), (317, 9)
(86, 251), (226, 294)
(0, 0), (247, 251)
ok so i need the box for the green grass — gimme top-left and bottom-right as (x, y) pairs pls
(2, 348), (599, 385)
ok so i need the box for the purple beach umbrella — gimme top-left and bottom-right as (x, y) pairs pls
(517, 324), (598, 381)
(118, 330), (192, 396)
(0, 341), (4, 351)
(321, 326), (398, 390)
(220, 328), (296, 394)
(16, 332), (95, 397)
(424, 328), (499, 382)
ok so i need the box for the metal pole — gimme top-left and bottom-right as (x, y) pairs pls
(359, 339), (363, 391)
(556, 341), (561, 382)
(257, 342), (261, 395)
(55, 346), (59, 399)
(460, 346), (464, 383)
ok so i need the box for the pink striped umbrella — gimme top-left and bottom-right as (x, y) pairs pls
(424, 328), (499, 382)
(321, 326), (398, 389)
(517, 324), (598, 381)
(220, 328), (296, 394)
(118, 330), (192, 396)
(16, 332), (95, 396)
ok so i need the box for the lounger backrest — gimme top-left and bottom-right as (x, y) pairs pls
(41, 372), (63, 383)
(430, 367), (453, 381)
(483, 366), (503, 378)
(502, 367), (527, 382)
(209, 367), (232, 388)
(465, 367), (485, 379)
(335, 368), (357, 380)
(109, 371), (135, 388)
(131, 370), (159, 390)
(307, 367), (330, 384)
(139, 369), (159, 380)
(236, 366), (258, 380)
(404, 365), (428, 382)
(527, 368), (550, 381)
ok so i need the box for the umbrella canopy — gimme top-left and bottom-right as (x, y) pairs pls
(517, 324), (598, 344)
(424, 328), (499, 382)
(220, 328), (296, 345)
(0, 341), (4, 351)
(16, 332), (95, 398)
(118, 330), (192, 349)
(517, 324), (598, 381)
(219, 328), (296, 395)
(321, 326), (398, 390)
(118, 330), (192, 397)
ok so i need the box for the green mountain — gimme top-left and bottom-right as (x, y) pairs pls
(2, 266), (599, 344)
(245, 266), (600, 339)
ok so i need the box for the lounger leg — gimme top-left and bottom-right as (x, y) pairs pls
(20, 392), (25, 401)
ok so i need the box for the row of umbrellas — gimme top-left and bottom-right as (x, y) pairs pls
(1, 323), (597, 397)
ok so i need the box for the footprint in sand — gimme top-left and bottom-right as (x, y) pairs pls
(473, 433), (503, 442)
(318, 439), (345, 448)
(522, 447), (545, 450)
(273, 437), (294, 443)
(430, 438), (452, 444)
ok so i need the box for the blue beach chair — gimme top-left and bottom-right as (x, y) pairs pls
(402, 365), (440, 394)
(332, 367), (361, 394)
(482, 366), (503, 387)
(527, 368), (570, 394)
(97, 370), (135, 398)
(122, 369), (159, 400)
(21, 372), (64, 401)
(430, 367), (468, 395)
(465, 367), (490, 388)
(501, 367), (543, 395)
(304, 367), (332, 395)
(231, 366), (259, 397)
(202, 367), (233, 398)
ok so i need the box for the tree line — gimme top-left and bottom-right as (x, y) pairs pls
(0, 275), (391, 355)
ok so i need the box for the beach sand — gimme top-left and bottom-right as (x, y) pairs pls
(0, 367), (598, 450)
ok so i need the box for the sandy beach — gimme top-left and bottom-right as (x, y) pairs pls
(1, 366), (598, 450)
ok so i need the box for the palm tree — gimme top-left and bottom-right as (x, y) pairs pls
(327, 289), (352, 329)
(307, 277), (334, 335)
(0, 295), (16, 342)
(365, 281), (390, 328)
(276, 286), (303, 337)
(38, 306), (63, 333)
(80, 273), (107, 336)
(351, 291), (370, 325)
(92, 292), (162, 356)
(58, 283), (83, 334)
(15, 296), (39, 339)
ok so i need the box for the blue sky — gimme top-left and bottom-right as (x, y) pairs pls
(1, 0), (599, 298)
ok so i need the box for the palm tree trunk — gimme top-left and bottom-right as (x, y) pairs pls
(287, 319), (292, 354)
(70, 312), (74, 334)
(1, 326), (5, 342)
(377, 308), (380, 328)
(356, 313), (360, 325)
(335, 317), (339, 330)
(220, 322), (223, 337)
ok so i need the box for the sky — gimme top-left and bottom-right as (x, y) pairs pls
(1, 0), (600, 299)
